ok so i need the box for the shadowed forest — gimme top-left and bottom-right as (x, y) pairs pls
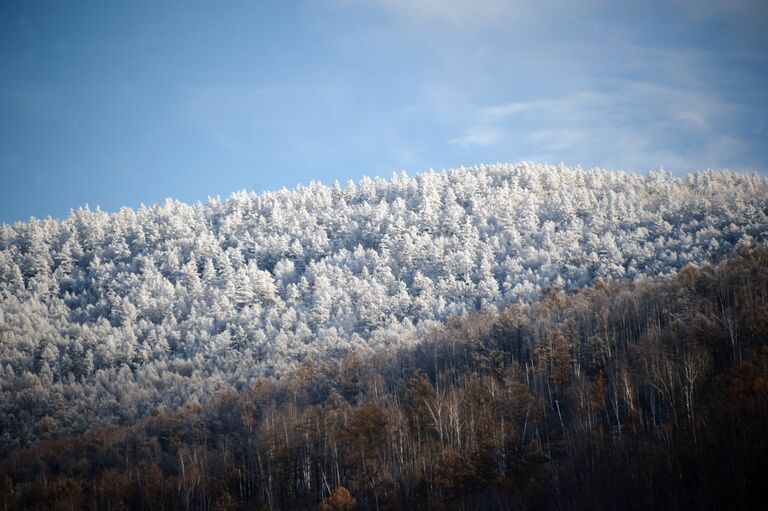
(1, 244), (766, 510)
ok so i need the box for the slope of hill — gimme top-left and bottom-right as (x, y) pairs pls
(1, 163), (767, 451)
(2, 244), (766, 510)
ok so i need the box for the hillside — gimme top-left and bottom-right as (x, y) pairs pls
(1, 163), (767, 452)
(2, 244), (767, 510)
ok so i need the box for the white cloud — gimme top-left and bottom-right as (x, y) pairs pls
(450, 127), (503, 147)
(332, 0), (768, 174)
(451, 81), (756, 172)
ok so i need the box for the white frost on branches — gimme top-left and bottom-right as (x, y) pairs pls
(0, 163), (766, 449)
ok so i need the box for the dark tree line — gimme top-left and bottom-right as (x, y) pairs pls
(1, 244), (767, 510)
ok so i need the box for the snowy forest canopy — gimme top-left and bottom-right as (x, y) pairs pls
(1, 162), (767, 451)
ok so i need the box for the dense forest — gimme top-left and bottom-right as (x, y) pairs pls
(1, 164), (768, 454)
(1, 243), (766, 510)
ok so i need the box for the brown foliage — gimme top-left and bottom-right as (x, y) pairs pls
(319, 486), (357, 511)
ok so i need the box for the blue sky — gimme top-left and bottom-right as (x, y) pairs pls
(1, 0), (767, 224)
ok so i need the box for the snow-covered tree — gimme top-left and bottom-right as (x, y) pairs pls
(1, 162), (767, 451)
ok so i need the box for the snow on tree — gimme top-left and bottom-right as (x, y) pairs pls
(1, 162), (767, 451)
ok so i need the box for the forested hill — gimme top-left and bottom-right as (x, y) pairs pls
(2, 244), (767, 510)
(1, 163), (767, 452)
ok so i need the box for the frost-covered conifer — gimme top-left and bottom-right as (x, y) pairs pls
(0, 163), (767, 450)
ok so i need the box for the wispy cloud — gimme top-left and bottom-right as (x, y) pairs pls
(348, 0), (768, 174)
(450, 128), (503, 147)
(451, 81), (756, 172)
